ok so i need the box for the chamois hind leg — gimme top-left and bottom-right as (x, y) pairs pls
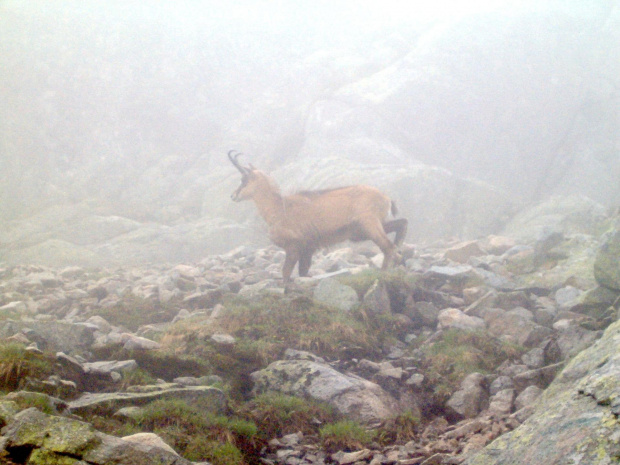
(282, 249), (300, 284)
(298, 248), (314, 277)
(383, 218), (408, 247)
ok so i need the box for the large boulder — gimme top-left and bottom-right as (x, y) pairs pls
(0, 319), (97, 354)
(250, 359), (399, 423)
(465, 318), (620, 465)
(594, 229), (620, 291)
(501, 195), (608, 243)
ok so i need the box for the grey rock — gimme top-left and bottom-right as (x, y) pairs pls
(84, 360), (138, 375)
(489, 376), (514, 396)
(446, 373), (489, 419)
(438, 308), (485, 331)
(211, 333), (236, 345)
(488, 388), (515, 416)
(313, 278), (359, 312)
(514, 385), (544, 411)
(121, 432), (179, 456)
(67, 385), (228, 416)
(361, 280), (391, 315)
(251, 359), (399, 423)
(0, 319), (96, 354)
(521, 347), (545, 369)
(122, 335), (161, 351)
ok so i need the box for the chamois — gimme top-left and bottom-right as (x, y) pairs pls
(228, 151), (408, 283)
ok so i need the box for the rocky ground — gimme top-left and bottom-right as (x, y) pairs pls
(0, 200), (619, 465)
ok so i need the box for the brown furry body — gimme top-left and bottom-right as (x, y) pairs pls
(229, 156), (407, 283)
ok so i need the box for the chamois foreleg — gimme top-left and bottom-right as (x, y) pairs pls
(298, 248), (314, 277)
(360, 218), (397, 269)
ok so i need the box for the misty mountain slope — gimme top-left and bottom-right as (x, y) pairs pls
(1, 1), (619, 266)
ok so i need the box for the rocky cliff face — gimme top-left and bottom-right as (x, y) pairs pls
(465, 318), (620, 465)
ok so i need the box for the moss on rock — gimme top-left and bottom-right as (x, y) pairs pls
(594, 229), (620, 291)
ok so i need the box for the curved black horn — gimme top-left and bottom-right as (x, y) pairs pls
(228, 150), (248, 175)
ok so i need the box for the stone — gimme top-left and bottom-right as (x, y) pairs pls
(121, 432), (179, 456)
(361, 280), (391, 315)
(84, 360), (138, 376)
(122, 335), (161, 351)
(67, 385), (228, 416)
(211, 333), (236, 345)
(444, 241), (485, 263)
(593, 229), (620, 291)
(488, 388), (515, 416)
(514, 385), (543, 411)
(84, 315), (112, 334)
(521, 347), (545, 368)
(446, 373), (489, 419)
(251, 359), (399, 423)
(484, 235), (517, 255)
(415, 301), (440, 327)
(0, 319), (96, 354)
(1, 408), (99, 455)
(554, 286), (582, 307)
(489, 376), (514, 396)
(313, 278), (359, 312)
(555, 325), (602, 359)
(437, 308), (485, 331)
(486, 310), (552, 347)
(333, 449), (372, 465)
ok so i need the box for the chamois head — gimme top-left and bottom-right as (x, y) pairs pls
(228, 150), (278, 202)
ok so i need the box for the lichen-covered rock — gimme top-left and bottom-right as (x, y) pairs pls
(0, 400), (19, 428)
(594, 229), (620, 291)
(0, 408), (194, 465)
(250, 359), (399, 423)
(1, 408), (99, 456)
(465, 318), (620, 465)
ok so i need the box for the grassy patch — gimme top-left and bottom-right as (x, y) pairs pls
(377, 411), (422, 445)
(0, 343), (54, 391)
(160, 293), (390, 399)
(4, 391), (58, 415)
(319, 420), (376, 452)
(241, 392), (338, 440)
(87, 294), (182, 331)
(422, 329), (525, 402)
(97, 398), (261, 465)
(338, 268), (420, 299)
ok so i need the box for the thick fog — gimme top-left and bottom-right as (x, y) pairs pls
(1, 0), (618, 266)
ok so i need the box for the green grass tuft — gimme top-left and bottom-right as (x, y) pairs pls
(319, 420), (376, 452)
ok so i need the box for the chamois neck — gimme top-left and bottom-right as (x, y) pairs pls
(252, 188), (285, 227)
